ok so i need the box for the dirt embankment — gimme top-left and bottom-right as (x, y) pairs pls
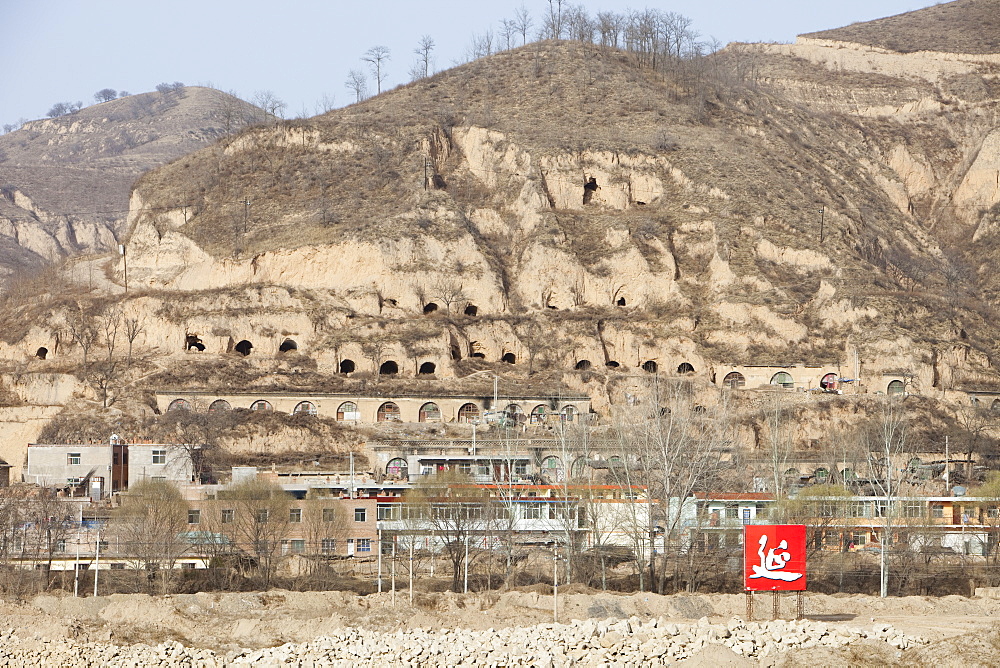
(1, 588), (1000, 665)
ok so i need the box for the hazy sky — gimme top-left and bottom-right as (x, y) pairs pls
(2, 1), (935, 129)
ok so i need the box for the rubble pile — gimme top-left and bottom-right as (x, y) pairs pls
(0, 617), (927, 666)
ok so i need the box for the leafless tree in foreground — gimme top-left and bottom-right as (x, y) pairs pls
(112, 480), (190, 594)
(613, 378), (731, 593)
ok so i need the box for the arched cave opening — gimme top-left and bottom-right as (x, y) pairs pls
(464, 304), (478, 317)
(279, 339), (298, 353)
(234, 340), (253, 356)
(642, 360), (658, 373)
(423, 302), (439, 315)
(677, 362), (695, 375)
(185, 334), (205, 351)
(35, 347), (48, 360)
(575, 360), (592, 371)
(616, 297), (626, 307)
(380, 360), (399, 376)
(501, 352), (516, 364)
(340, 359), (356, 374)
(583, 177), (599, 205)
(419, 361), (436, 375)
(605, 360), (620, 368)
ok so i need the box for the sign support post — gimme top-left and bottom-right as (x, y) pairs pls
(744, 524), (807, 621)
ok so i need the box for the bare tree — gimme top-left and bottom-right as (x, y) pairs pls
(112, 480), (190, 594)
(315, 93), (337, 114)
(94, 88), (118, 103)
(221, 479), (292, 589)
(304, 499), (348, 568)
(499, 20), (517, 50)
(345, 69), (369, 103)
(542, 0), (565, 39)
(432, 278), (466, 315)
(762, 392), (794, 498)
(123, 309), (144, 369)
(214, 89), (247, 134)
(414, 35), (435, 78)
(363, 46), (391, 95)
(862, 395), (909, 598)
(614, 378), (732, 593)
(404, 470), (488, 592)
(87, 306), (124, 408)
(251, 90), (286, 122)
(68, 302), (98, 367)
(467, 30), (495, 60)
(513, 5), (534, 45)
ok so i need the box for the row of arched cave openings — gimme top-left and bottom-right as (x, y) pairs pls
(722, 371), (908, 396)
(167, 398), (578, 424)
(784, 458), (936, 484)
(183, 332), (700, 378)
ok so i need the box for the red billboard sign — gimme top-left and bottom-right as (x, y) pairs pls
(744, 524), (807, 591)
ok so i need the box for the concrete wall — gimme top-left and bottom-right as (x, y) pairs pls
(25, 444), (113, 487)
(128, 444), (195, 487)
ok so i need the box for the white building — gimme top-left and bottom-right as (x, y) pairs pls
(25, 440), (197, 498)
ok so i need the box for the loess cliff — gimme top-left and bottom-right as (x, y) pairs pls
(2, 2), (1000, 470)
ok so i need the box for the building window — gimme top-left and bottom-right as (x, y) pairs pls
(188, 510), (200, 525)
(289, 508), (302, 523)
(221, 509), (234, 524)
(255, 509), (269, 523)
(56, 539), (66, 552)
(356, 538), (371, 552)
(377, 504), (400, 521)
(524, 502), (543, 520)
(68, 453), (81, 466)
(181, 562), (196, 570)
(290, 539), (305, 554)
(152, 449), (166, 465)
(514, 461), (528, 475)
(321, 539), (336, 554)
(931, 504), (944, 518)
(354, 508), (366, 522)
(847, 502), (868, 518)
(323, 508), (338, 522)
(903, 503), (923, 518)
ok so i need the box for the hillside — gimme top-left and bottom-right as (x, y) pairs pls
(0, 4), (999, 469)
(0, 87), (260, 280)
(804, 0), (1000, 54)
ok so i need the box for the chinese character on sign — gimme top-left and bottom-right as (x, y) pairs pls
(744, 525), (807, 591)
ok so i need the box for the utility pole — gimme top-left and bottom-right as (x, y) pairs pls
(93, 531), (101, 597)
(945, 435), (950, 492)
(119, 244), (128, 294)
(553, 545), (559, 622)
(241, 198), (251, 233)
(464, 535), (469, 594)
(819, 206), (826, 244)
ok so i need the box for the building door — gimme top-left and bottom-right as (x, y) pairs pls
(347, 538), (355, 557)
